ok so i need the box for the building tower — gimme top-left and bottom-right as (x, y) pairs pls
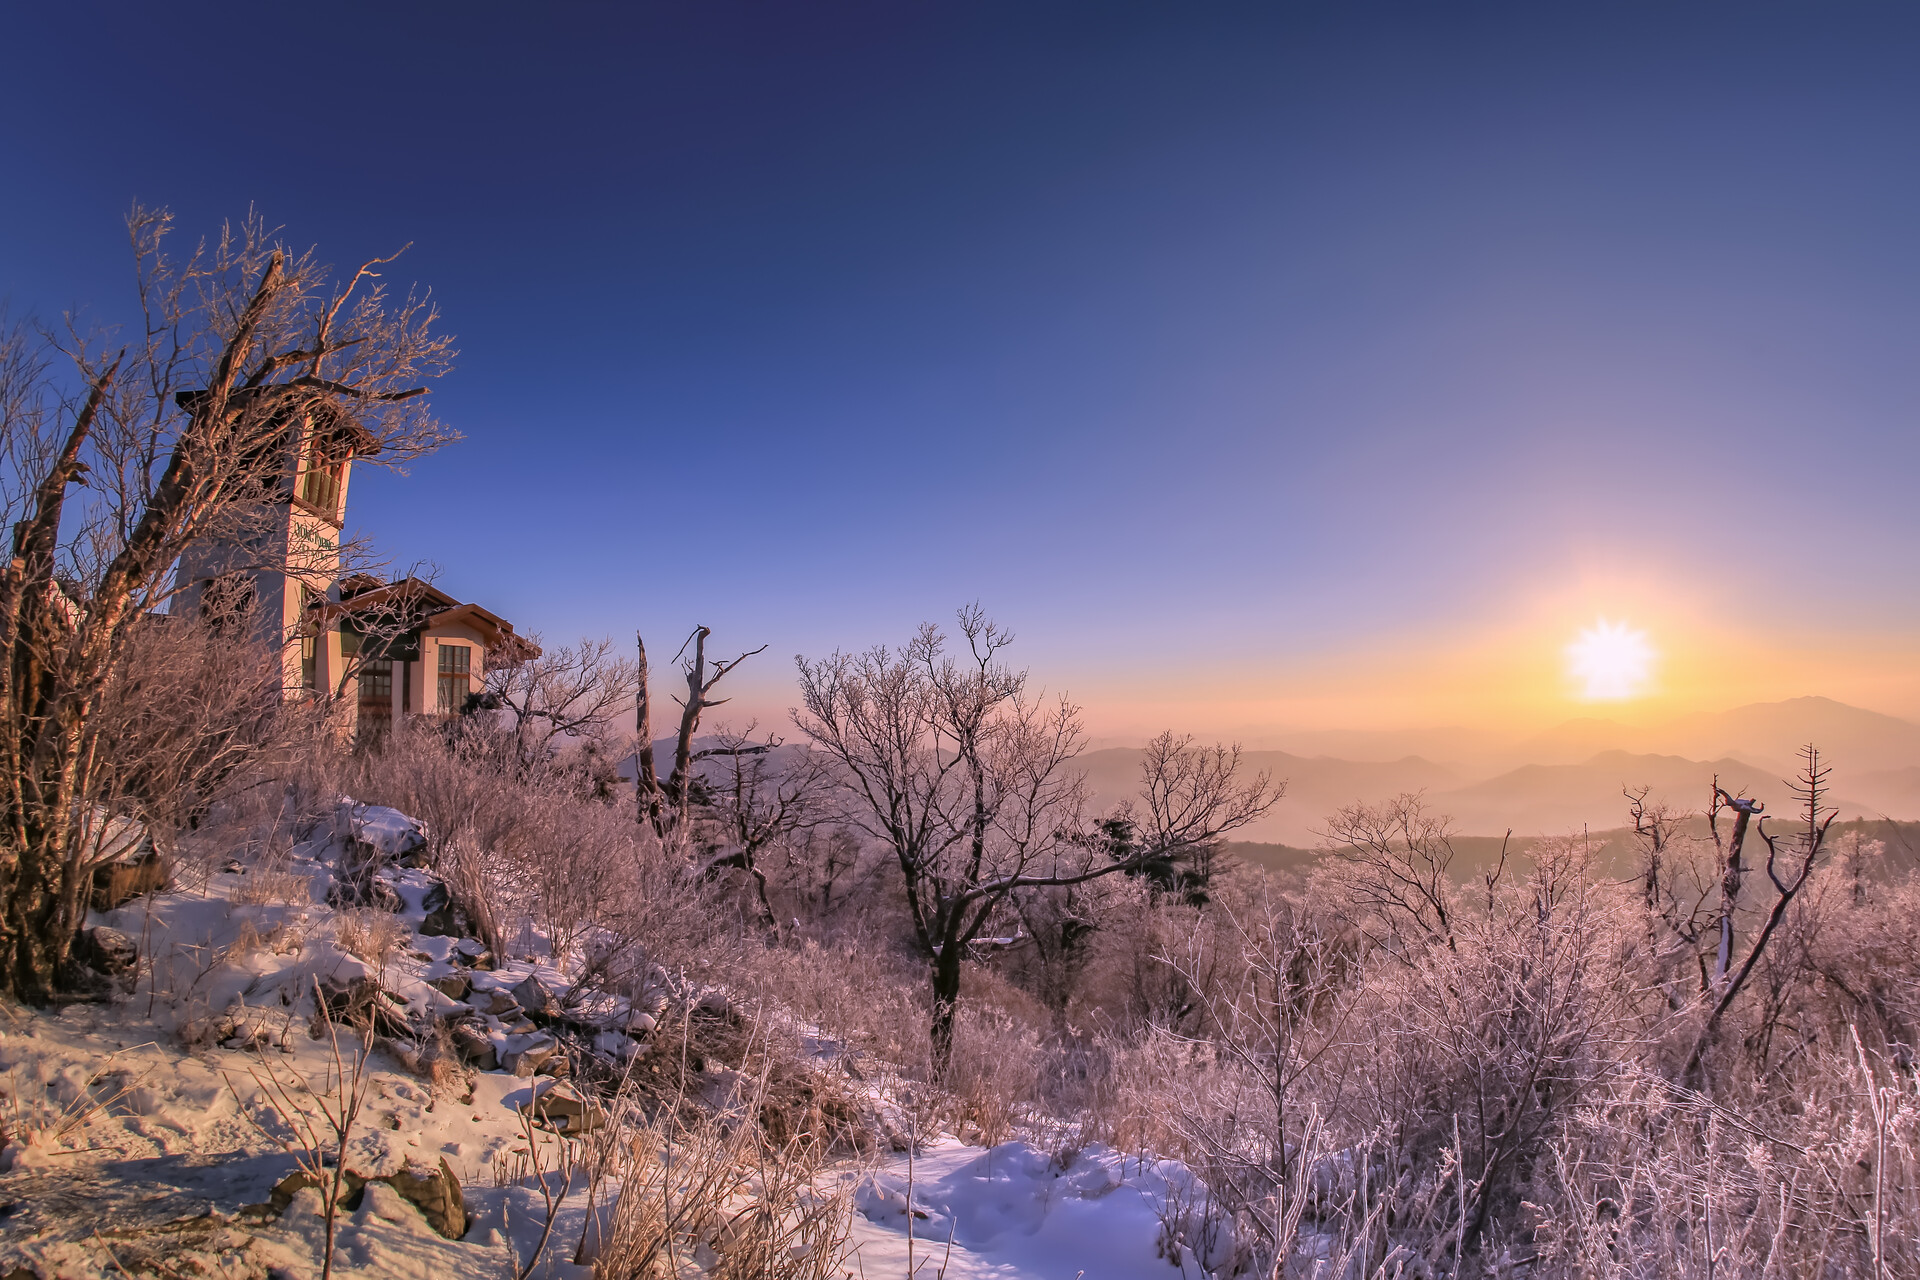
(171, 393), (367, 700)
(172, 391), (535, 734)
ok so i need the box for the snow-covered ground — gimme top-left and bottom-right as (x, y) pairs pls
(0, 805), (1227, 1280)
(847, 1139), (1220, 1279)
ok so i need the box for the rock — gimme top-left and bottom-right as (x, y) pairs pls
(499, 1031), (558, 1077)
(385, 1156), (468, 1240)
(449, 1021), (497, 1071)
(527, 1082), (606, 1136)
(453, 938), (493, 969)
(418, 879), (470, 938)
(347, 805), (430, 862)
(420, 902), (467, 938)
(418, 879), (451, 917)
(76, 926), (138, 977)
(89, 849), (169, 911)
(316, 975), (381, 1023)
(269, 1160), (465, 1242)
(593, 1030), (637, 1059)
(511, 974), (555, 1017)
(268, 1168), (365, 1213)
(429, 971), (472, 1001)
(325, 871), (402, 913)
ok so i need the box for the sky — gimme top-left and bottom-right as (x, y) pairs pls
(4, 2), (1919, 741)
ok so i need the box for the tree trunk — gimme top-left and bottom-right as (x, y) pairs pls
(634, 631), (662, 833)
(1715, 798), (1758, 986)
(929, 939), (963, 1082)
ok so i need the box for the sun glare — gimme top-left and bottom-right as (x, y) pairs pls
(1567, 619), (1655, 701)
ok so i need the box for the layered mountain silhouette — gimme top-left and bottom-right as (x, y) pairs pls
(1079, 698), (1920, 843)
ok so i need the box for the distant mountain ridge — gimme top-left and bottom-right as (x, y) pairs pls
(1516, 697), (1920, 775)
(1081, 698), (1920, 842)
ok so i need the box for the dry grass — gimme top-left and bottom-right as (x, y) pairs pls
(335, 910), (409, 970)
(575, 1069), (858, 1279)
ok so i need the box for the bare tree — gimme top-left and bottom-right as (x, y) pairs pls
(795, 606), (1170, 1078)
(634, 626), (764, 839)
(0, 209), (452, 999)
(485, 634), (639, 767)
(694, 725), (832, 931)
(1317, 793), (1465, 953)
(1625, 784), (1717, 1004)
(1112, 732), (1283, 903)
(1016, 736), (1282, 1024)
(1687, 746), (1838, 1079)
(1707, 776), (1765, 987)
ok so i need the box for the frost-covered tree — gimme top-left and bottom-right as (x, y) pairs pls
(0, 209), (452, 999)
(797, 606), (1160, 1078)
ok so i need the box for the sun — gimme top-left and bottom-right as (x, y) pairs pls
(1566, 619), (1655, 701)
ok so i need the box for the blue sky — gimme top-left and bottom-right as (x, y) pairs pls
(6, 3), (1920, 734)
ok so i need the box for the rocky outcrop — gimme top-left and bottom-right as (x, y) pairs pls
(267, 1156), (468, 1240)
(510, 974), (555, 1017)
(498, 1031), (558, 1077)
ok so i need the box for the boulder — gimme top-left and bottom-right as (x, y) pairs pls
(417, 879), (451, 917)
(385, 1156), (468, 1240)
(449, 1021), (497, 1071)
(417, 879), (472, 938)
(527, 1082), (606, 1136)
(511, 974), (555, 1017)
(269, 1160), (466, 1242)
(268, 1168), (366, 1213)
(76, 926), (138, 977)
(428, 971), (472, 1001)
(453, 938), (493, 969)
(499, 1031), (558, 1077)
(316, 975), (382, 1024)
(347, 805), (430, 863)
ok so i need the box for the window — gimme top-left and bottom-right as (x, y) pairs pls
(436, 644), (471, 713)
(298, 432), (348, 520)
(358, 658), (394, 732)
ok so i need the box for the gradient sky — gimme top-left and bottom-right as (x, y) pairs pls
(5, 3), (1920, 739)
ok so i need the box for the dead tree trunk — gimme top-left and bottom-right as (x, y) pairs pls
(634, 626), (764, 841)
(1710, 780), (1762, 987)
(634, 630), (662, 834)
